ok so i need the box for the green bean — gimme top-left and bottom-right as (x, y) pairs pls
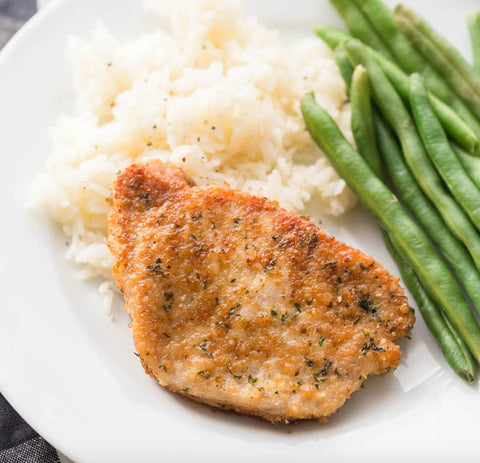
(343, 37), (479, 153)
(329, 0), (397, 62)
(377, 57), (478, 154)
(345, 39), (480, 276)
(353, 0), (449, 100)
(431, 101), (479, 155)
(377, 117), (480, 379)
(350, 65), (382, 175)
(351, 72), (480, 380)
(352, 0), (480, 145)
(468, 12), (480, 74)
(453, 143), (480, 192)
(314, 5), (478, 152)
(313, 28), (354, 98)
(334, 43), (354, 92)
(409, 73), (480, 232)
(301, 91), (480, 363)
(440, 311), (477, 383)
(396, 6), (480, 122)
(314, 26), (351, 50)
(430, 101), (479, 155)
(449, 100), (480, 145)
(383, 230), (476, 383)
(347, 51), (478, 379)
(376, 116), (480, 318)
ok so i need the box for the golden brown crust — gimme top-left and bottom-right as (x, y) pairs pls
(108, 160), (414, 423)
(108, 162), (194, 291)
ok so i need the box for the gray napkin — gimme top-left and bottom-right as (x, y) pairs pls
(0, 0), (36, 48)
(0, 394), (60, 463)
(0, 4), (61, 461)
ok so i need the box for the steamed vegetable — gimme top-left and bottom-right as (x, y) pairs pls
(396, 6), (480, 121)
(350, 65), (381, 175)
(348, 64), (478, 382)
(301, 91), (480, 364)
(356, 44), (479, 154)
(344, 39), (480, 271)
(375, 117), (480, 320)
(315, 21), (478, 153)
(348, 0), (480, 146)
(352, 0), (451, 100)
(454, 144), (480, 191)
(384, 231), (476, 383)
(329, 0), (396, 62)
(409, 73), (480, 231)
(314, 26), (351, 50)
(334, 43), (354, 92)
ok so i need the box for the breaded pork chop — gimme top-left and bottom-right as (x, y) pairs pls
(108, 160), (414, 423)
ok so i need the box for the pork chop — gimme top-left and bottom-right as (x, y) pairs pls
(108, 160), (414, 423)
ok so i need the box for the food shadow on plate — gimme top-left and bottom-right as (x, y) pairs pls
(162, 366), (433, 443)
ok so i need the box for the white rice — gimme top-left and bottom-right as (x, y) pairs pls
(30, 0), (355, 286)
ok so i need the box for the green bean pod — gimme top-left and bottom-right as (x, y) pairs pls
(449, 99), (480, 148)
(383, 230), (476, 383)
(409, 73), (480, 231)
(350, 65), (382, 175)
(396, 6), (480, 122)
(345, 39), (479, 154)
(313, 9), (478, 152)
(314, 26), (351, 50)
(346, 42), (478, 379)
(301, 91), (480, 363)
(349, 66), (478, 380)
(352, 0), (480, 145)
(430, 101), (479, 155)
(329, 0), (397, 62)
(453, 143), (480, 192)
(376, 116), (480, 318)
(334, 43), (354, 92)
(468, 12), (480, 75)
(442, 314), (477, 382)
(353, 0), (450, 101)
(345, 39), (480, 271)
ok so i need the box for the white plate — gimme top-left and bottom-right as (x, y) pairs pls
(1, 0), (479, 461)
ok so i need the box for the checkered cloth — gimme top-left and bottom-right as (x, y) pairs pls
(0, 0), (36, 48)
(0, 395), (60, 463)
(0, 3), (62, 460)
